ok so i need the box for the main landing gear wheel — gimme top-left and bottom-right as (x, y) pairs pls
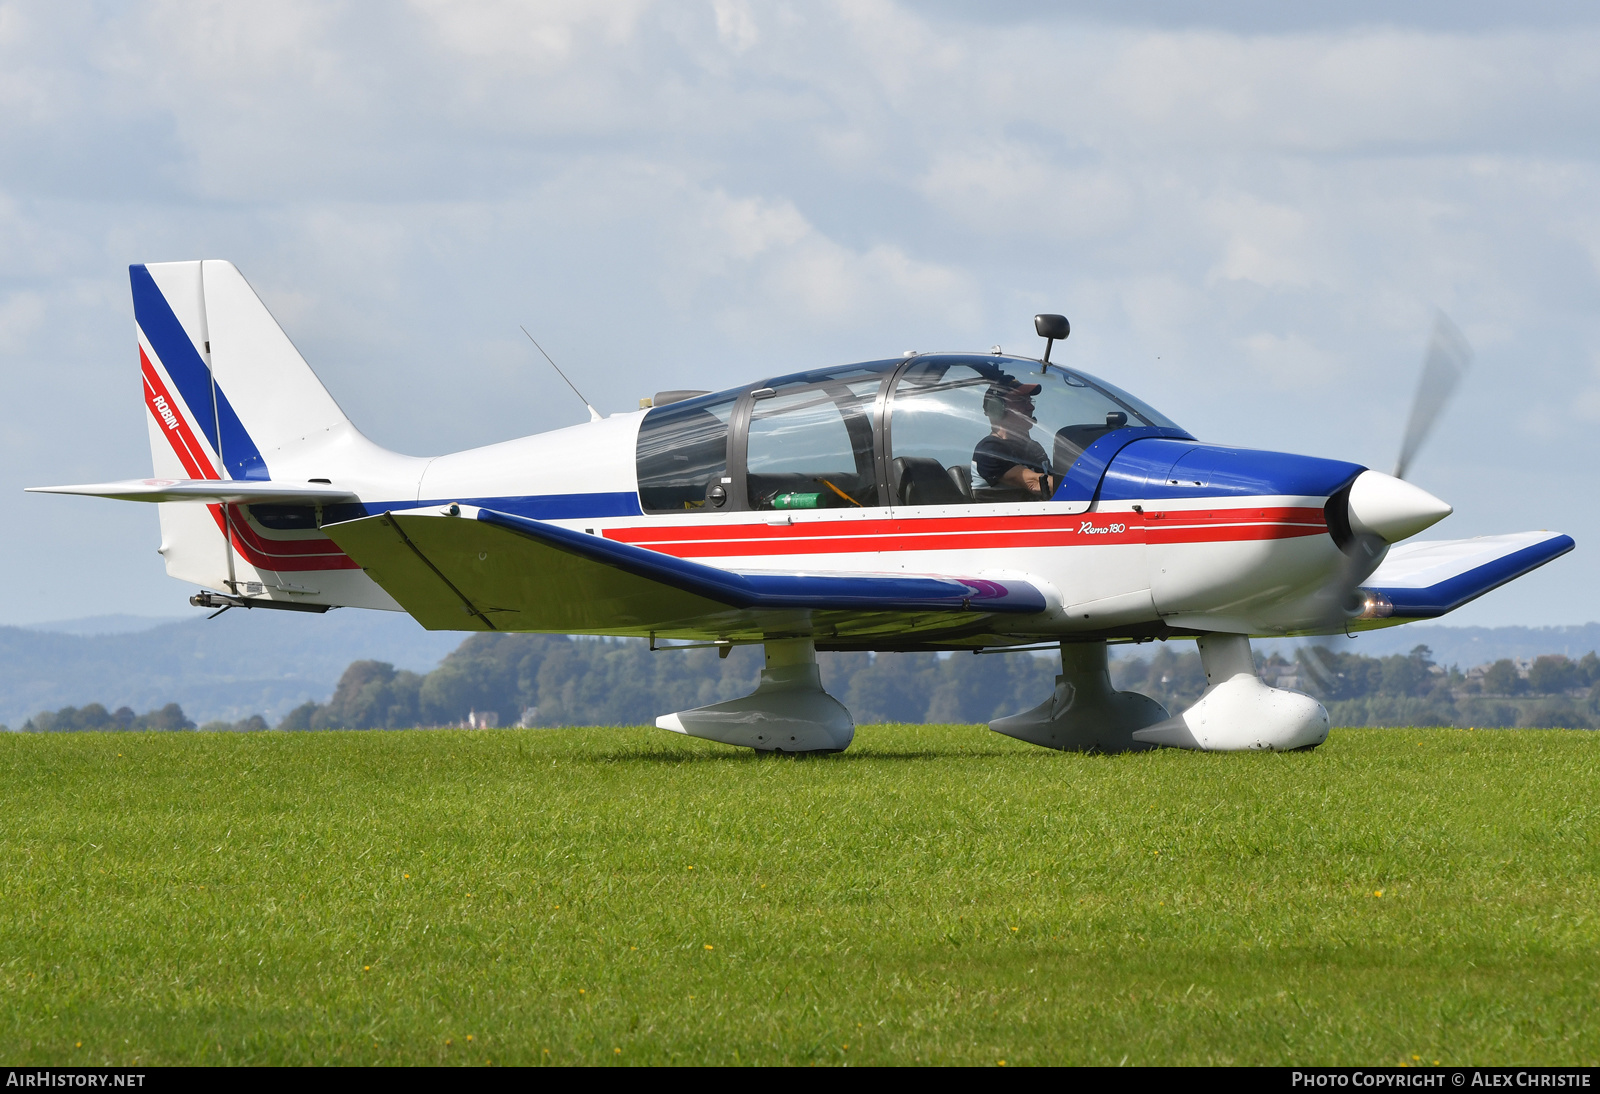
(989, 641), (1168, 752)
(656, 637), (854, 754)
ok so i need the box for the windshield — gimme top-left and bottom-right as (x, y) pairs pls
(886, 356), (1180, 505)
(1064, 368), (1180, 431)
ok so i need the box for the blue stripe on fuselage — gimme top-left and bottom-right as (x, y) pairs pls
(322, 491), (645, 525)
(1098, 438), (1364, 502)
(130, 264), (267, 481)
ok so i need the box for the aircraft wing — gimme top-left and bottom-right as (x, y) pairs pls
(25, 478), (359, 504)
(320, 506), (1047, 637)
(1362, 531), (1574, 621)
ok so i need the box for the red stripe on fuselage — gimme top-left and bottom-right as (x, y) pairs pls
(604, 507), (1329, 558)
(225, 506), (356, 567)
(141, 345), (358, 572)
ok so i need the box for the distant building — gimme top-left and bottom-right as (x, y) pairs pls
(462, 709), (499, 728)
(1466, 658), (1534, 682)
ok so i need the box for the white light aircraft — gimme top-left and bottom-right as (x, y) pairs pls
(31, 261), (1574, 753)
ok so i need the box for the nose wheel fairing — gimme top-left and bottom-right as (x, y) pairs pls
(1133, 634), (1329, 752)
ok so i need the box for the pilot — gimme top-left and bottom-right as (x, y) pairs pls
(974, 378), (1056, 497)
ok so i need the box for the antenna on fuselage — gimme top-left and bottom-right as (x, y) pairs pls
(1034, 314), (1070, 372)
(520, 326), (601, 423)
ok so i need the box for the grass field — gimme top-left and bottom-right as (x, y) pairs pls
(2, 725), (1597, 1067)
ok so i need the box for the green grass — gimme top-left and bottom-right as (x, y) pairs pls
(1, 726), (1597, 1066)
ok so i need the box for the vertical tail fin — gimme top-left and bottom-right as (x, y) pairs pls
(134, 260), (350, 482)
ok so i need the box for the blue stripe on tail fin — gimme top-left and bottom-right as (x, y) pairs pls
(130, 264), (267, 480)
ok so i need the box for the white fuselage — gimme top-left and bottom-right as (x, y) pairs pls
(200, 409), (1357, 639)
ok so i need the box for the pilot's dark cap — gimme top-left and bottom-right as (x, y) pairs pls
(987, 377), (1042, 400)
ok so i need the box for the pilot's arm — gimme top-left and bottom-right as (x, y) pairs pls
(974, 435), (1057, 497)
(998, 463), (1052, 496)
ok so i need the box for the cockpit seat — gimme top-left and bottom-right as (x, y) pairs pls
(947, 464), (973, 500)
(893, 456), (969, 506)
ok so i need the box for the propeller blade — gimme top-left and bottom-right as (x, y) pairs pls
(1394, 311), (1472, 481)
(1298, 315), (1467, 638)
(1297, 641), (1341, 696)
(1310, 530), (1388, 635)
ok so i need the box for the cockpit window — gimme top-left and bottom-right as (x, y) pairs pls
(1076, 371), (1180, 431)
(636, 391), (737, 513)
(745, 378), (882, 510)
(887, 358), (1176, 505)
(760, 360), (900, 391)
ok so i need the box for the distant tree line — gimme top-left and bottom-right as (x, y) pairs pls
(18, 636), (1600, 732)
(1116, 643), (1600, 728)
(1280, 645), (1600, 729)
(192, 637), (1600, 731)
(275, 634), (1063, 730)
(21, 702), (196, 732)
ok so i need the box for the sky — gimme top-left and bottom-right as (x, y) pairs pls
(3, 0), (1598, 627)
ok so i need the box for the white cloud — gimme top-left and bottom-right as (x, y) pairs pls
(712, 0), (759, 53)
(667, 183), (979, 335)
(0, 289), (44, 353)
(918, 145), (1135, 240)
(1204, 195), (1316, 290)
(1239, 330), (1341, 387)
(1086, 26), (1600, 155)
(697, 191), (811, 262)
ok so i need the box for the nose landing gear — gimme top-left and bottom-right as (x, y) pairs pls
(1133, 634), (1329, 752)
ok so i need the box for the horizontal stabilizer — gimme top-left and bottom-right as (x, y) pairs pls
(320, 506), (1045, 636)
(1364, 531), (1574, 619)
(26, 478), (359, 504)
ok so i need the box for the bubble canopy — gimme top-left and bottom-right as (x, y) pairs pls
(635, 354), (1185, 514)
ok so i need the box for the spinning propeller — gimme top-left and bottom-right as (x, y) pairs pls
(1396, 312), (1474, 482)
(1311, 312), (1471, 635)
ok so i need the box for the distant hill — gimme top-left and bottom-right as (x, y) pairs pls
(0, 609), (461, 728)
(25, 614), (190, 636)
